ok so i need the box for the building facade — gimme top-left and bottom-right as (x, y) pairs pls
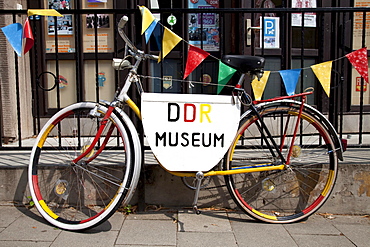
(0, 0), (369, 147)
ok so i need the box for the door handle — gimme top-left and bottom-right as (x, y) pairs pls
(245, 19), (261, 46)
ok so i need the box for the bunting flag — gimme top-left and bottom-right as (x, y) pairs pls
(217, 61), (237, 94)
(346, 47), (369, 83)
(1, 23), (23, 56)
(1, 17), (35, 57)
(279, 69), (301, 96)
(27, 9), (63, 17)
(159, 26), (182, 62)
(138, 6), (182, 62)
(183, 45), (210, 79)
(311, 61), (333, 97)
(139, 6), (156, 35)
(152, 21), (163, 52)
(23, 18), (34, 55)
(144, 19), (158, 44)
(251, 71), (270, 100)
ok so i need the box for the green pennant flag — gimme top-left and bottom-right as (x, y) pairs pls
(218, 61), (237, 94)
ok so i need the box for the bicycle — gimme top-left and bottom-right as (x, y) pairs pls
(28, 16), (344, 231)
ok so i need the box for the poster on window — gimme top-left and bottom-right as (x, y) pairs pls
(83, 33), (111, 52)
(47, 15), (73, 35)
(86, 14), (110, 28)
(46, 40), (73, 53)
(291, 0), (317, 27)
(48, 0), (71, 10)
(188, 0), (220, 52)
(353, 0), (370, 49)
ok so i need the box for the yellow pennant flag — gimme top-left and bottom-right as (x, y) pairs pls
(139, 6), (156, 35)
(158, 27), (182, 62)
(251, 71), (270, 100)
(311, 61), (333, 97)
(27, 9), (63, 17)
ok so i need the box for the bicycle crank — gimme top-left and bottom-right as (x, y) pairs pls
(192, 171), (204, 215)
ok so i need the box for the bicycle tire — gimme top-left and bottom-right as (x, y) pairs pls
(224, 103), (338, 223)
(29, 102), (137, 230)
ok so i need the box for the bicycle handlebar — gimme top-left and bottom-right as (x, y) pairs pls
(118, 16), (158, 61)
(118, 16), (137, 52)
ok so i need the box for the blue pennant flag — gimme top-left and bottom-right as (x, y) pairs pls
(279, 69), (301, 96)
(1, 23), (23, 57)
(152, 21), (163, 52)
(145, 19), (158, 44)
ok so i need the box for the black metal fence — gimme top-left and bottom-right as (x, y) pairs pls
(1, 7), (370, 149)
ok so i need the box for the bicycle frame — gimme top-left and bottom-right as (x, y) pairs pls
(73, 67), (310, 178)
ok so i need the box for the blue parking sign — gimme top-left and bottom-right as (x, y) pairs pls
(261, 17), (280, 48)
(264, 19), (276, 37)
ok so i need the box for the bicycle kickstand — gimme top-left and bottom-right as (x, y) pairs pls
(192, 171), (204, 215)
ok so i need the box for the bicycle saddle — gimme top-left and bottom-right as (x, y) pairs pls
(221, 55), (265, 74)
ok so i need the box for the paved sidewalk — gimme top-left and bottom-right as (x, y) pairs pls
(1, 148), (370, 168)
(0, 206), (369, 247)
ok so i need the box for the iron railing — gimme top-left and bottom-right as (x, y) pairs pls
(1, 7), (370, 149)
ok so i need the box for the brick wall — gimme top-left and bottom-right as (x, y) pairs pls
(0, 0), (33, 142)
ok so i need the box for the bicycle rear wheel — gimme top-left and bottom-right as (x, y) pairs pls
(224, 103), (338, 223)
(29, 102), (137, 230)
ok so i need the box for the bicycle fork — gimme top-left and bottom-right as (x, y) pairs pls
(72, 105), (116, 165)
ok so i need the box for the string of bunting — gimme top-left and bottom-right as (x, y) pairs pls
(0, 7), (368, 99)
(140, 6), (369, 98)
(0, 9), (62, 57)
(140, 6), (232, 94)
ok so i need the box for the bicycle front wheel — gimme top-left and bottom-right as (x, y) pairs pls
(29, 102), (137, 230)
(224, 103), (338, 223)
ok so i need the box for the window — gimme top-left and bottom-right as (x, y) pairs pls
(43, 0), (115, 110)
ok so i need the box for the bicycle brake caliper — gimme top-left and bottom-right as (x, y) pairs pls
(89, 105), (103, 118)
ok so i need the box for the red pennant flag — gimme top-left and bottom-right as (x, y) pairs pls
(183, 45), (210, 79)
(346, 47), (369, 83)
(23, 17), (34, 54)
